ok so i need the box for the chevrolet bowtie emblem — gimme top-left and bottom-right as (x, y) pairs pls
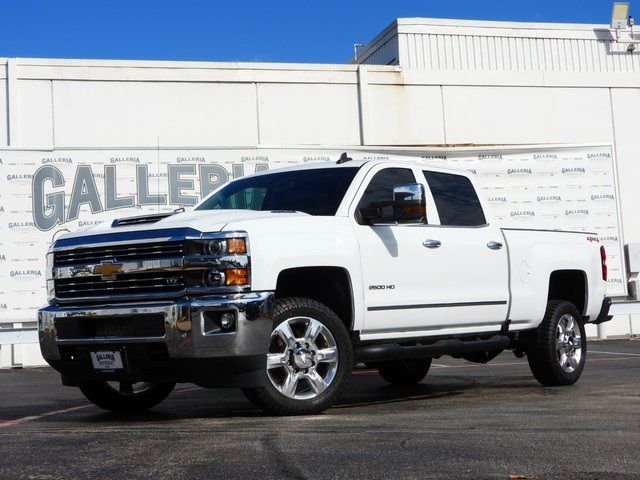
(94, 260), (124, 280)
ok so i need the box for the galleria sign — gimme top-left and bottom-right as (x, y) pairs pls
(31, 163), (268, 231)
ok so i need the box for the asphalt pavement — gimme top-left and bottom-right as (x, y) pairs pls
(0, 339), (639, 480)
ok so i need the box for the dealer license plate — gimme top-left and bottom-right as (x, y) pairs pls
(90, 351), (124, 371)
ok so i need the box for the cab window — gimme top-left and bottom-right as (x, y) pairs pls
(356, 168), (416, 224)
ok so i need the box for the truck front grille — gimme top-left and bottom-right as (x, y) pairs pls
(54, 241), (184, 267)
(55, 271), (186, 301)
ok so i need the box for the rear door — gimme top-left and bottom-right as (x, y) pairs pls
(416, 170), (510, 330)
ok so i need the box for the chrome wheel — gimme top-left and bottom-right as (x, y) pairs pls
(266, 316), (339, 400)
(556, 314), (582, 373)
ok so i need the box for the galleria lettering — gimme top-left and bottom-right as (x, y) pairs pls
(31, 163), (269, 230)
(10, 270), (42, 277)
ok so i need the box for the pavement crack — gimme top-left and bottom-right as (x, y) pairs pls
(399, 436), (414, 453)
(260, 433), (308, 480)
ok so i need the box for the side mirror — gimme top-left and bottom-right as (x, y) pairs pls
(392, 183), (427, 223)
(360, 183), (427, 225)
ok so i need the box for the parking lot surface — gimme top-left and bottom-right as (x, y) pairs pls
(0, 339), (638, 480)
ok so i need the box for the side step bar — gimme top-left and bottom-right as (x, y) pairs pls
(354, 335), (511, 363)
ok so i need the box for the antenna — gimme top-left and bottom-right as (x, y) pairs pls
(337, 152), (353, 164)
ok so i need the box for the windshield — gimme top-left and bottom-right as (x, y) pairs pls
(196, 167), (359, 216)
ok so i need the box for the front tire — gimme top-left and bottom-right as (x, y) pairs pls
(527, 300), (586, 386)
(242, 297), (353, 415)
(377, 358), (432, 385)
(79, 381), (175, 412)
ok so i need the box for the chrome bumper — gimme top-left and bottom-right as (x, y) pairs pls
(38, 292), (274, 361)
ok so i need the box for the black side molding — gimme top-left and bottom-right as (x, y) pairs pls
(354, 335), (510, 363)
(593, 297), (613, 325)
(367, 300), (507, 312)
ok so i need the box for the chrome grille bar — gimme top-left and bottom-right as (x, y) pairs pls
(55, 271), (185, 300)
(54, 241), (184, 267)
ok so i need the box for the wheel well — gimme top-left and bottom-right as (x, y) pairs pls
(275, 267), (354, 330)
(548, 270), (587, 316)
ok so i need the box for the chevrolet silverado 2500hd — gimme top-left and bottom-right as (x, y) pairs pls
(38, 160), (612, 415)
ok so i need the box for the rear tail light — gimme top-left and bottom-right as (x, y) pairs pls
(600, 245), (608, 281)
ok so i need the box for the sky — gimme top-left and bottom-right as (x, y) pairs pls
(0, 0), (622, 63)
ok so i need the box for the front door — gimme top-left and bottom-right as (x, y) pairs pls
(352, 165), (509, 339)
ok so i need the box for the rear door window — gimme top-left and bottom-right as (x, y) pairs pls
(423, 171), (486, 226)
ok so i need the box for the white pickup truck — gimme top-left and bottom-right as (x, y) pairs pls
(39, 159), (612, 415)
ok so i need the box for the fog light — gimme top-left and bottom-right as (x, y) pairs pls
(203, 270), (224, 287)
(220, 312), (235, 330)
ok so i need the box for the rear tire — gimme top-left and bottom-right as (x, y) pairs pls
(377, 358), (432, 385)
(527, 300), (586, 386)
(79, 381), (175, 412)
(242, 297), (353, 415)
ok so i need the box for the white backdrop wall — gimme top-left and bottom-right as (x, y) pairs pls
(3, 17), (640, 366)
(0, 144), (629, 367)
(0, 143), (624, 321)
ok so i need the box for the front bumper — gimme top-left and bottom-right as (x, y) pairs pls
(38, 292), (274, 387)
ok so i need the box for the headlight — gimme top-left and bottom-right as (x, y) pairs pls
(187, 237), (247, 256)
(185, 235), (250, 289)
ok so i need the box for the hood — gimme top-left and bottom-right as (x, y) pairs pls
(56, 209), (308, 243)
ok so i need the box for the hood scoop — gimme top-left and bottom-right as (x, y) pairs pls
(111, 208), (185, 228)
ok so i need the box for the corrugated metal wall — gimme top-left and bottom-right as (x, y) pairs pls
(357, 36), (400, 66)
(398, 32), (640, 72)
(356, 19), (640, 74)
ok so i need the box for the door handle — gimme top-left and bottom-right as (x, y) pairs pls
(487, 241), (503, 250)
(423, 239), (441, 249)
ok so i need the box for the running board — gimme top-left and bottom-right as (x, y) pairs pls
(354, 335), (511, 363)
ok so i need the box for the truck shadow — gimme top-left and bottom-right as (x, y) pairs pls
(71, 375), (539, 423)
(333, 383), (470, 409)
